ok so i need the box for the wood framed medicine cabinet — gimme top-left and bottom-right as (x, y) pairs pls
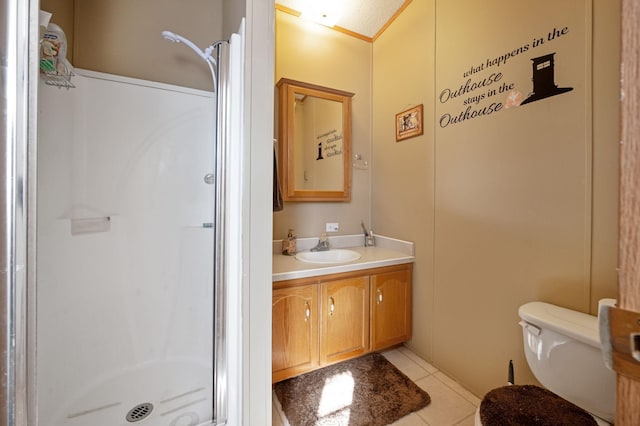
(276, 78), (354, 202)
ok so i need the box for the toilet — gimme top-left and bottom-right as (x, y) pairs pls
(475, 299), (616, 425)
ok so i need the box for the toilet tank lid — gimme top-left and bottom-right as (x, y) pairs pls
(518, 301), (599, 348)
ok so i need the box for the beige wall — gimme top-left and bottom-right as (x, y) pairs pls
(273, 11), (372, 240)
(222, 0), (245, 39)
(372, 0), (619, 398)
(371, 0), (437, 363)
(590, 0), (621, 314)
(40, 0), (224, 91)
(432, 0), (594, 393)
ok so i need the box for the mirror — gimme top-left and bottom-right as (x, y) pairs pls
(276, 78), (354, 202)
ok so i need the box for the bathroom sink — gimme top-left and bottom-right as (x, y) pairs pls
(295, 249), (361, 264)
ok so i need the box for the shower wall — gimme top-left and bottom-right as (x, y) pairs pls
(37, 70), (216, 425)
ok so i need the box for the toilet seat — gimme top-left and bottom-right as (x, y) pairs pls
(474, 407), (610, 426)
(474, 385), (601, 426)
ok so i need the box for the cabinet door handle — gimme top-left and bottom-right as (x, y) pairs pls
(377, 289), (383, 304)
(329, 296), (335, 316)
(304, 301), (311, 322)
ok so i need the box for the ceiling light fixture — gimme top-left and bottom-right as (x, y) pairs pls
(299, 0), (342, 27)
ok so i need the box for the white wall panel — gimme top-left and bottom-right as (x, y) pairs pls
(37, 70), (216, 425)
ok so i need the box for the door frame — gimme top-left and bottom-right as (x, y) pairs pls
(617, 0), (640, 424)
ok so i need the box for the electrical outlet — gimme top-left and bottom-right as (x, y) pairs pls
(326, 222), (339, 232)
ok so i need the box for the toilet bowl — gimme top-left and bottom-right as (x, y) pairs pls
(475, 299), (616, 426)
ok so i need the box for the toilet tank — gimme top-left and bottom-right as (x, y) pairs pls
(518, 301), (615, 423)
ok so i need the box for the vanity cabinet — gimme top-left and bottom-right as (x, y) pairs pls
(272, 284), (319, 382)
(320, 276), (370, 365)
(272, 263), (412, 383)
(370, 268), (412, 350)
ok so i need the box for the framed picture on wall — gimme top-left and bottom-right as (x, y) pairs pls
(395, 104), (423, 142)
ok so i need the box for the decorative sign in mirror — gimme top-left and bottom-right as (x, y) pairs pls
(276, 78), (354, 202)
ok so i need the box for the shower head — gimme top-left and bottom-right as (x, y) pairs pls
(161, 30), (213, 62)
(161, 30), (180, 43)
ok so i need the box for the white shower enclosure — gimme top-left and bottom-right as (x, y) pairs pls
(2, 1), (275, 423)
(36, 64), (228, 425)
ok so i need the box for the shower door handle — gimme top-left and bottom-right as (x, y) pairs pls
(203, 173), (215, 184)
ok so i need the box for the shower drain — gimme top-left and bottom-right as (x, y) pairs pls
(126, 402), (154, 422)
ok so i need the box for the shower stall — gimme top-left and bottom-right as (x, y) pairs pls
(38, 71), (212, 425)
(2, 0), (278, 424)
(2, 1), (247, 424)
(35, 32), (244, 426)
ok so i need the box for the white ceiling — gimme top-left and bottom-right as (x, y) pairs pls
(275, 0), (409, 39)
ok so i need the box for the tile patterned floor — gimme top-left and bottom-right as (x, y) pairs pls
(272, 346), (480, 426)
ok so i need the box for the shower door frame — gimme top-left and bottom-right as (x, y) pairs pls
(1, 0), (39, 425)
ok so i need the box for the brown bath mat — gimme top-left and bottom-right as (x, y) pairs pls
(274, 352), (431, 426)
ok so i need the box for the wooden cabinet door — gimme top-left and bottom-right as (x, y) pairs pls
(272, 284), (319, 382)
(370, 266), (412, 351)
(320, 276), (370, 365)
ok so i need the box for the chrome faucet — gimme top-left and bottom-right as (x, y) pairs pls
(310, 232), (330, 251)
(361, 220), (375, 247)
(365, 231), (375, 247)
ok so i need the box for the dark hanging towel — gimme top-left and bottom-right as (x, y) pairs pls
(273, 146), (284, 212)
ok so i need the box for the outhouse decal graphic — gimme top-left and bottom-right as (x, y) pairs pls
(520, 53), (573, 105)
(315, 129), (343, 161)
(436, 21), (582, 129)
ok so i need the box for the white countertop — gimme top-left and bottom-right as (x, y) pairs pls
(272, 235), (415, 282)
